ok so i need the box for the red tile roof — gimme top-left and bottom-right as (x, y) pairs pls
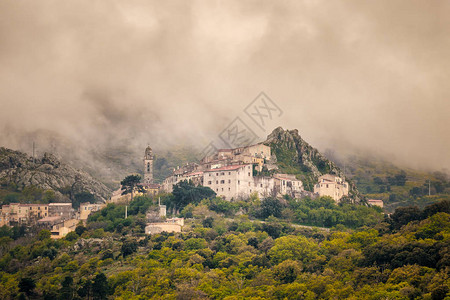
(185, 171), (203, 176)
(205, 164), (250, 172)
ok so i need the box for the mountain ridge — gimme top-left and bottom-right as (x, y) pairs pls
(0, 147), (111, 202)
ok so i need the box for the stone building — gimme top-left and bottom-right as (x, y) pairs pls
(313, 174), (349, 202)
(203, 164), (255, 200)
(367, 199), (383, 208)
(144, 146), (154, 184)
(1, 203), (49, 225)
(273, 174), (304, 198)
(79, 202), (106, 220)
(162, 143), (304, 200)
(48, 203), (74, 221)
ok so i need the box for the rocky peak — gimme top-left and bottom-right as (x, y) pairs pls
(0, 147), (111, 202)
(41, 152), (61, 168)
(264, 127), (362, 202)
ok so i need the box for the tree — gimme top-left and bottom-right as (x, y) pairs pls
(120, 175), (144, 202)
(77, 278), (91, 299)
(38, 229), (51, 241)
(269, 235), (319, 264)
(171, 180), (216, 212)
(121, 240), (138, 258)
(273, 260), (303, 283)
(373, 177), (384, 185)
(395, 171), (407, 186)
(260, 197), (282, 219)
(390, 206), (422, 230)
(73, 192), (96, 209)
(75, 225), (87, 236)
(64, 231), (79, 241)
(92, 273), (109, 300)
(18, 277), (35, 299)
(59, 276), (74, 300)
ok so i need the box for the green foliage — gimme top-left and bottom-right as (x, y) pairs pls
(64, 231), (79, 241)
(73, 192), (96, 209)
(128, 195), (152, 215)
(260, 197), (283, 219)
(171, 180), (216, 211)
(121, 240), (138, 258)
(0, 197), (449, 299)
(38, 230), (51, 241)
(120, 175), (144, 200)
(207, 197), (238, 216)
(92, 273), (109, 300)
(18, 277), (35, 298)
(269, 235), (319, 264)
(252, 196), (384, 229)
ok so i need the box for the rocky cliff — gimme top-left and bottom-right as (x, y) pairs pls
(0, 147), (111, 202)
(264, 127), (363, 202)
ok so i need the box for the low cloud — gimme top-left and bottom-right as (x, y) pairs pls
(0, 0), (449, 174)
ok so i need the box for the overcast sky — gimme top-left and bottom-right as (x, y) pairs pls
(0, 0), (449, 171)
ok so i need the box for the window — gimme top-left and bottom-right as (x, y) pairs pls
(216, 173), (219, 176)
(326, 184), (329, 188)
(220, 180), (225, 184)
(229, 172), (231, 175)
(216, 189), (218, 192)
(208, 181), (212, 184)
(216, 181), (218, 184)
(221, 172), (225, 175)
(261, 184), (263, 187)
(228, 180), (231, 184)
(238, 180), (240, 184)
(248, 172), (251, 176)
(221, 188), (224, 191)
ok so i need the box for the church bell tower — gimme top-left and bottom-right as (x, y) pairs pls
(144, 146), (154, 184)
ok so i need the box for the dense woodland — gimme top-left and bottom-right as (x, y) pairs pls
(0, 181), (449, 299)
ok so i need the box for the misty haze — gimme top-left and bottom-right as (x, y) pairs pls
(1, 1), (449, 175)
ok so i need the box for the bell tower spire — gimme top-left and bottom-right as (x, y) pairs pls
(144, 145), (154, 184)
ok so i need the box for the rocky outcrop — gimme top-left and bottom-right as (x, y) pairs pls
(0, 147), (111, 202)
(264, 127), (363, 202)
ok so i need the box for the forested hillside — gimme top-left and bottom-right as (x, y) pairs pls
(0, 194), (448, 299)
(331, 154), (450, 213)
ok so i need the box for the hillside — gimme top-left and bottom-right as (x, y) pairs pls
(331, 154), (450, 212)
(0, 194), (448, 299)
(264, 127), (363, 202)
(0, 147), (111, 203)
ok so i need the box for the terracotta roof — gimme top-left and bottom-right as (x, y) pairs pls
(185, 171), (203, 176)
(49, 203), (72, 206)
(205, 164), (250, 172)
(38, 216), (62, 222)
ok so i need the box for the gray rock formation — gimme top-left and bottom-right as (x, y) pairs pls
(0, 147), (111, 202)
(264, 127), (363, 202)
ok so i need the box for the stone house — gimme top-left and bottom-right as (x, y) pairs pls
(313, 174), (349, 202)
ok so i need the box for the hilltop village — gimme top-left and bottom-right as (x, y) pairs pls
(0, 142), (376, 239)
(147, 143), (350, 203)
